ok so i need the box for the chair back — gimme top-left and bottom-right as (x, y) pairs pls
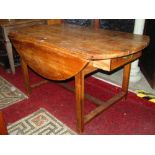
(47, 19), (64, 25)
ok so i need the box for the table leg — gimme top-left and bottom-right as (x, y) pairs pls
(0, 111), (8, 135)
(21, 58), (31, 95)
(5, 41), (15, 74)
(75, 71), (84, 133)
(122, 63), (131, 99)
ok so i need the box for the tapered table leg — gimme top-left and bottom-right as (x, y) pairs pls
(21, 58), (31, 95)
(122, 63), (131, 99)
(75, 71), (84, 133)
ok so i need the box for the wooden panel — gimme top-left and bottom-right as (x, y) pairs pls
(13, 40), (89, 80)
(92, 59), (111, 71)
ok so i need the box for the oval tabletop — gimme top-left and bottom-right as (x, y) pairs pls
(9, 24), (150, 80)
(9, 24), (150, 60)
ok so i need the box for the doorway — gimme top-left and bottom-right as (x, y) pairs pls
(139, 19), (155, 89)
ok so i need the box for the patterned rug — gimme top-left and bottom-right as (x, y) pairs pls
(0, 76), (27, 109)
(135, 90), (155, 103)
(7, 108), (76, 135)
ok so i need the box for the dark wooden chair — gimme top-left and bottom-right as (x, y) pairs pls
(47, 19), (100, 28)
(47, 19), (64, 25)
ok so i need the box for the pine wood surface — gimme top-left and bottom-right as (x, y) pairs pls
(9, 23), (150, 133)
(9, 24), (149, 60)
(9, 24), (149, 80)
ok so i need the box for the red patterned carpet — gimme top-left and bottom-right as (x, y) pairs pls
(1, 66), (155, 134)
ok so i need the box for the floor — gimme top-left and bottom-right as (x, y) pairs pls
(2, 65), (155, 134)
(94, 68), (155, 95)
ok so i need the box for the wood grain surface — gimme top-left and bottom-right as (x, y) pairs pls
(9, 23), (150, 133)
(9, 24), (150, 60)
(9, 24), (149, 79)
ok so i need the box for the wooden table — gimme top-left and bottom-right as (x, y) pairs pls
(0, 19), (46, 74)
(9, 24), (150, 133)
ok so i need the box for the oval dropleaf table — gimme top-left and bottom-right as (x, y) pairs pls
(9, 24), (150, 133)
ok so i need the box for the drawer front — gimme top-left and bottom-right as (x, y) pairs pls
(92, 52), (142, 71)
(110, 52), (142, 70)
